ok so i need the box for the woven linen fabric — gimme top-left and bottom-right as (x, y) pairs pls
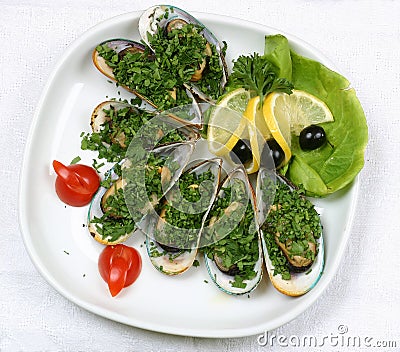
(1, 0), (399, 351)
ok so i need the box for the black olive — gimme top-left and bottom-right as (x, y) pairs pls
(261, 139), (285, 169)
(299, 125), (327, 150)
(157, 241), (181, 253)
(229, 139), (252, 165)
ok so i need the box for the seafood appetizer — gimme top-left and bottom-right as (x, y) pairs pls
(50, 4), (367, 298)
(256, 167), (324, 296)
(93, 5), (228, 129)
(202, 167), (263, 295)
(146, 158), (222, 275)
(88, 141), (195, 245)
(82, 100), (199, 162)
(139, 5), (228, 103)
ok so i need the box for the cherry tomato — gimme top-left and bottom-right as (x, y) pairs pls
(98, 244), (142, 297)
(53, 160), (100, 206)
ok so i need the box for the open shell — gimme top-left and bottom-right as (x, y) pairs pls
(202, 166), (263, 295)
(90, 100), (200, 148)
(92, 39), (156, 107)
(88, 161), (134, 245)
(256, 167), (324, 296)
(122, 141), (196, 223)
(88, 142), (195, 245)
(139, 5), (228, 104)
(146, 158), (222, 275)
(92, 39), (205, 128)
(90, 100), (147, 149)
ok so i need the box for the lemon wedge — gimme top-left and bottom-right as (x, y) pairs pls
(207, 88), (250, 156)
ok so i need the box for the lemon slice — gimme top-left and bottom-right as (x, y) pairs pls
(267, 89), (334, 136)
(241, 97), (265, 174)
(244, 96), (272, 141)
(263, 94), (292, 166)
(207, 88), (250, 156)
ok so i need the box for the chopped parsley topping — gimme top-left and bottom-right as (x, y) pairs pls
(153, 170), (215, 254)
(90, 185), (136, 242)
(149, 22), (225, 100)
(202, 179), (259, 289)
(81, 104), (150, 162)
(90, 152), (180, 242)
(70, 156), (81, 165)
(81, 103), (186, 163)
(96, 21), (225, 110)
(261, 180), (321, 280)
(124, 152), (180, 219)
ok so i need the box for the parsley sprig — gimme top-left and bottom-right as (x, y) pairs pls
(229, 53), (293, 106)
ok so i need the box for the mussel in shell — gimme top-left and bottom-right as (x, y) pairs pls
(88, 162), (135, 245)
(92, 39), (156, 105)
(92, 38), (205, 128)
(88, 142), (195, 245)
(256, 167), (324, 296)
(146, 158), (222, 275)
(202, 166), (263, 295)
(88, 100), (200, 157)
(139, 5), (228, 104)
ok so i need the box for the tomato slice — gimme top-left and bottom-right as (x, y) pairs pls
(53, 160), (100, 206)
(98, 244), (142, 297)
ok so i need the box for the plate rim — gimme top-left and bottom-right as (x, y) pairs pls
(18, 9), (359, 338)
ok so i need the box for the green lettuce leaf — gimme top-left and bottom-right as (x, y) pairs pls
(263, 34), (292, 81)
(264, 35), (368, 196)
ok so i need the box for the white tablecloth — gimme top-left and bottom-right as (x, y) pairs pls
(2, 0), (399, 351)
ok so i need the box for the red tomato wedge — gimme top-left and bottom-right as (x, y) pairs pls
(98, 244), (142, 297)
(53, 160), (100, 206)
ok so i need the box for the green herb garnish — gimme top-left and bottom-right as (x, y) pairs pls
(202, 179), (259, 289)
(70, 156), (81, 165)
(96, 22), (225, 111)
(261, 179), (321, 280)
(153, 170), (215, 253)
(81, 104), (186, 164)
(228, 52), (293, 107)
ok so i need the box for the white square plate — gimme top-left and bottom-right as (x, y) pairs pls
(19, 10), (359, 338)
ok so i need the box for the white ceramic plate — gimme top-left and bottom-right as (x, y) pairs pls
(19, 10), (359, 338)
